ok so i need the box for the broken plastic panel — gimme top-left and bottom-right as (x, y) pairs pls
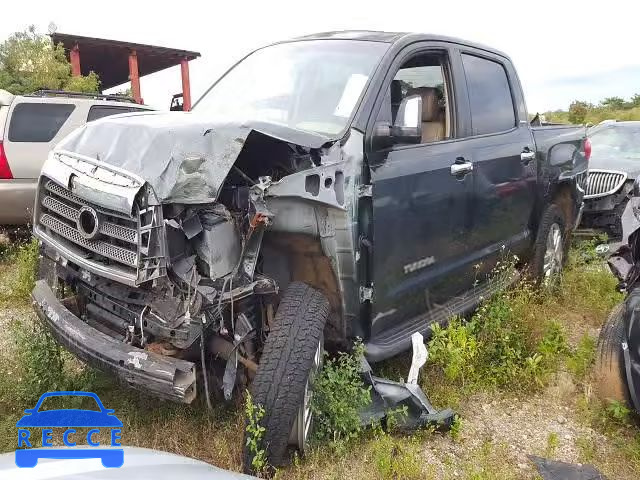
(358, 335), (454, 431)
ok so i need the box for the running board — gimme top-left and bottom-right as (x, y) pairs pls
(364, 269), (520, 362)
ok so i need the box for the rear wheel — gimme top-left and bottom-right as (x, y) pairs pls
(531, 204), (567, 286)
(595, 304), (630, 405)
(243, 282), (329, 473)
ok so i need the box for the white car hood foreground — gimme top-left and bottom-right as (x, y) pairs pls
(0, 446), (255, 480)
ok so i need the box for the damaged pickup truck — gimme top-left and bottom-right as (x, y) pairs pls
(31, 31), (590, 469)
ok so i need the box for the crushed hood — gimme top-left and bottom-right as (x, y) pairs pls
(56, 111), (334, 204)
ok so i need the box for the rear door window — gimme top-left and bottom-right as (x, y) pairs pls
(461, 54), (516, 136)
(87, 106), (146, 122)
(8, 103), (75, 142)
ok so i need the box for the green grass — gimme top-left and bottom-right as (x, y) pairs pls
(0, 237), (39, 306)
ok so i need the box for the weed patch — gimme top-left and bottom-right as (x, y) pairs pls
(566, 334), (596, 381)
(244, 391), (268, 475)
(370, 432), (423, 479)
(2, 237), (39, 304)
(1, 314), (106, 407)
(555, 239), (623, 325)
(427, 285), (569, 393)
(545, 431), (559, 458)
(310, 342), (371, 447)
(457, 441), (519, 480)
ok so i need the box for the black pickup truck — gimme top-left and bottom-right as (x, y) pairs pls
(31, 31), (589, 469)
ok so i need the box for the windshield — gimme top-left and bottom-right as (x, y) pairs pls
(590, 126), (640, 159)
(193, 40), (388, 136)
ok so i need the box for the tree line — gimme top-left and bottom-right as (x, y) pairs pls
(544, 94), (640, 125)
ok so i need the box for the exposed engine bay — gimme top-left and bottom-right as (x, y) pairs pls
(33, 113), (363, 404)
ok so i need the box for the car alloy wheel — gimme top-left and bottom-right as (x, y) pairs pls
(289, 335), (323, 451)
(543, 222), (563, 285)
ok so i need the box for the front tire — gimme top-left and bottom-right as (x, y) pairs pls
(531, 204), (567, 286)
(243, 282), (329, 473)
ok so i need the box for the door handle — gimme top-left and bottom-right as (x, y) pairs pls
(450, 158), (473, 176)
(521, 148), (536, 164)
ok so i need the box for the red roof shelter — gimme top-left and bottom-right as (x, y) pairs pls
(50, 33), (201, 110)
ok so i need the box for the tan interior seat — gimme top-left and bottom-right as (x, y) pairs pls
(407, 87), (445, 143)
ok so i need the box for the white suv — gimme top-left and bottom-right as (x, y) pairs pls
(0, 90), (153, 224)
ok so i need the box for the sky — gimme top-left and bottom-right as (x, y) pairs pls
(2, 0), (639, 113)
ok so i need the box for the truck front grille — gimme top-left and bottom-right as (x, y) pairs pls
(38, 179), (140, 270)
(584, 170), (626, 199)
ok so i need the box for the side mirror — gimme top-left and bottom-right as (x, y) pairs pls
(391, 95), (422, 144)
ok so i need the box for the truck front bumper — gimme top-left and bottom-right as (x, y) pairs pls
(31, 280), (196, 403)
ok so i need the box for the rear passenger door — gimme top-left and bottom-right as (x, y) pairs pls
(458, 50), (537, 276)
(3, 100), (76, 179)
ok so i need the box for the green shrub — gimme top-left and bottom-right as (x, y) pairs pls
(605, 400), (633, 427)
(244, 391), (268, 475)
(427, 285), (569, 392)
(428, 318), (478, 384)
(310, 342), (371, 445)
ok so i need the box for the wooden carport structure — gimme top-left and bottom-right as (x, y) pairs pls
(50, 33), (201, 110)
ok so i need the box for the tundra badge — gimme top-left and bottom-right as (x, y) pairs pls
(403, 256), (435, 274)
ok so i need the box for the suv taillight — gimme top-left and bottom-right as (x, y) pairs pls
(583, 137), (592, 161)
(0, 141), (12, 179)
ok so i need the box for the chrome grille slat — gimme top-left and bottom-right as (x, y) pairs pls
(584, 170), (626, 199)
(40, 214), (138, 267)
(100, 222), (137, 244)
(41, 192), (138, 244)
(45, 181), (133, 221)
(42, 195), (78, 222)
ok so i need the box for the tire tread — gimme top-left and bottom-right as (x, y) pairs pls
(243, 282), (329, 471)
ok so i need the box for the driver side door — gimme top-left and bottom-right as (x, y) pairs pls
(366, 44), (477, 353)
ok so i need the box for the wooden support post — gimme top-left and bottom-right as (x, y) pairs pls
(180, 58), (192, 111)
(70, 43), (81, 76)
(128, 49), (141, 104)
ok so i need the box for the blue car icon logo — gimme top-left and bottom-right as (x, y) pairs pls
(15, 391), (124, 468)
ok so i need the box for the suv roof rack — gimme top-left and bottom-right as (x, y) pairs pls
(27, 90), (138, 104)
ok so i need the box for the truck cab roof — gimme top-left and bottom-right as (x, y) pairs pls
(292, 30), (511, 59)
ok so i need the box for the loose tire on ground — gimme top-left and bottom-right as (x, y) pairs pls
(595, 304), (630, 405)
(243, 282), (329, 473)
(530, 203), (567, 285)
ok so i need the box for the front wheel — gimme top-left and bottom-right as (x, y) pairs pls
(243, 282), (329, 473)
(531, 204), (567, 286)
